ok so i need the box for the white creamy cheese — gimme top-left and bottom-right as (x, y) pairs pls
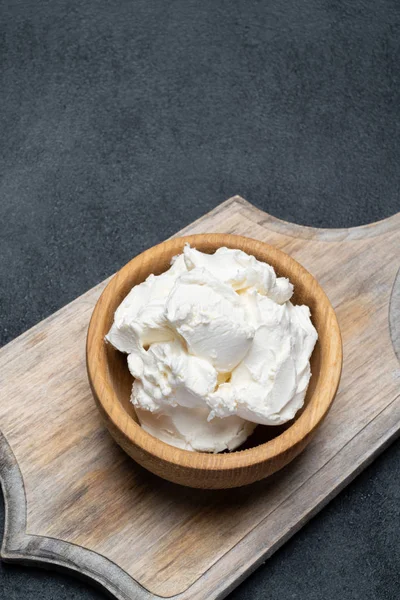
(106, 245), (318, 452)
(136, 406), (254, 453)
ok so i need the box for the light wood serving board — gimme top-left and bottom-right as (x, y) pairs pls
(0, 196), (399, 600)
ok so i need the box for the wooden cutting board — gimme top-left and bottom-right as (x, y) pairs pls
(1, 196), (399, 600)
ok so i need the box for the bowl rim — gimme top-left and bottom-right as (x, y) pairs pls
(87, 233), (342, 471)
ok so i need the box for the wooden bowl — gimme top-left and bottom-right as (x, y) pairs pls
(87, 234), (342, 489)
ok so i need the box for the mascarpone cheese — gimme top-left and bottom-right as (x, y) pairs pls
(106, 245), (318, 452)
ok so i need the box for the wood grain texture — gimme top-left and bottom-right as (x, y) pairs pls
(0, 196), (399, 600)
(87, 233), (342, 489)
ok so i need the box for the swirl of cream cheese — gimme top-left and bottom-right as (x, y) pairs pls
(106, 245), (318, 452)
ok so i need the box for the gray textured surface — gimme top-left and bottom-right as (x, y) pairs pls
(0, 0), (399, 598)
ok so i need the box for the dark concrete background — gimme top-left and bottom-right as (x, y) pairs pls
(0, 0), (399, 598)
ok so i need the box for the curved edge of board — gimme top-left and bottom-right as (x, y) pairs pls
(389, 268), (400, 364)
(230, 196), (400, 241)
(0, 430), (160, 600)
